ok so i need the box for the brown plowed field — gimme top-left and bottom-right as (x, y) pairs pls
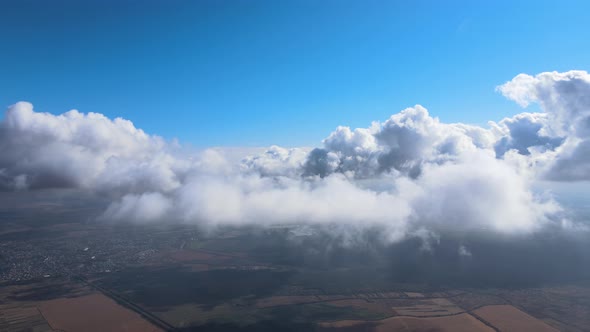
(38, 293), (162, 332)
(473, 304), (559, 332)
(319, 313), (494, 332)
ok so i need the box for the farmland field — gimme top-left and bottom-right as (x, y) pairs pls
(473, 305), (559, 332)
(39, 293), (163, 332)
(2, 222), (590, 331)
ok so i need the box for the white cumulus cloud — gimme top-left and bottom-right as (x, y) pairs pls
(2, 70), (588, 243)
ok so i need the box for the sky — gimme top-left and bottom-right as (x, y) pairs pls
(1, 0), (589, 147)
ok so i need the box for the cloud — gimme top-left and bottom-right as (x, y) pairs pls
(2, 70), (589, 244)
(408, 151), (560, 233)
(99, 192), (173, 223)
(497, 70), (590, 180)
(497, 71), (590, 131)
(173, 174), (413, 235)
(241, 145), (310, 178)
(303, 105), (496, 179)
(492, 112), (564, 157)
(458, 245), (472, 257)
(0, 102), (187, 192)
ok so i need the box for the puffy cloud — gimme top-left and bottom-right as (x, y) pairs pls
(497, 71), (590, 136)
(0, 102), (185, 192)
(304, 105), (496, 179)
(4, 70), (590, 243)
(302, 148), (341, 178)
(546, 139), (590, 181)
(174, 174), (412, 233)
(408, 151), (560, 233)
(498, 70), (590, 180)
(99, 147), (558, 240)
(241, 145), (309, 178)
(100, 192), (173, 223)
(492, 112), (564, 157)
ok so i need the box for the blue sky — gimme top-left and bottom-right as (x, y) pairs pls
(1, 0), (589, 147)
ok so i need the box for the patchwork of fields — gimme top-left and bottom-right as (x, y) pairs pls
(1, 223), (590, 331)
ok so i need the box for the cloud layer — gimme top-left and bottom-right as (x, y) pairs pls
(2, 70), (589, 242)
